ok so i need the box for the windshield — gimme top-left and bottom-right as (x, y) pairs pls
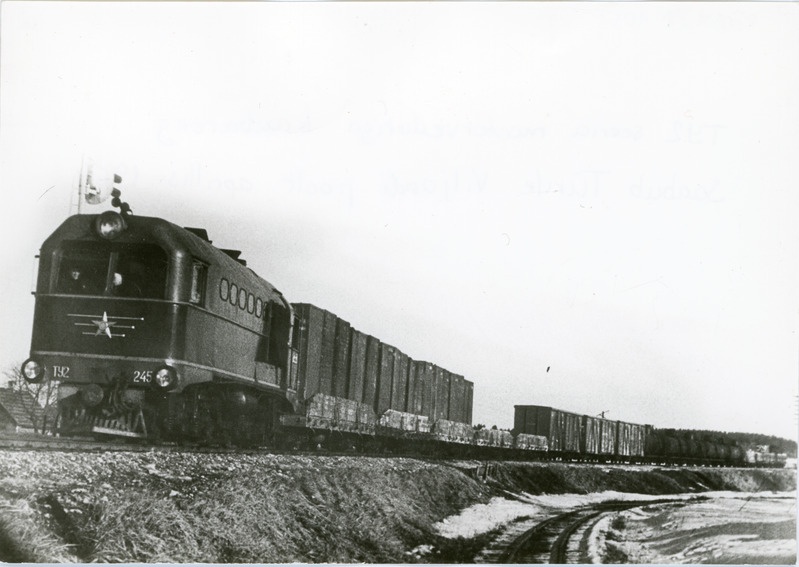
(55, 242), (168, 299)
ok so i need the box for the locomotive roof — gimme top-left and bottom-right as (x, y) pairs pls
(42, 213), (287, 304)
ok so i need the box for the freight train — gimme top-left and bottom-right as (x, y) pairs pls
(20, 203), (787, 467)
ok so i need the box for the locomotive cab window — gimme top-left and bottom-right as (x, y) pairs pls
(55, 242), (168, 299)
(112, 247), (168, 298)
(56, 246), (108, 295)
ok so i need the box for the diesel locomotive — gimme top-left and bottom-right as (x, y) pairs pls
(20, 205), (473, 449)
(19, 202), (789, 466)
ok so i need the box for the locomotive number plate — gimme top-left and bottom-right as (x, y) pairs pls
(132, 370), (153, 384)
(52, 365), (71, 379)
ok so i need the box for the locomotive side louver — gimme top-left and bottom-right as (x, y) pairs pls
(221, 249), (247, 266)
(184, 227), (211, 242)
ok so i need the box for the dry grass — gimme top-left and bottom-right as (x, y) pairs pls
(489, 462), (796, 496)
(0, 497), (78, 563)
(1, 450), (794, 563)
(42, 457), (490, 563)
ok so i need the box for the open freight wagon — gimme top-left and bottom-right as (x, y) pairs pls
(282, 303), (474, 444)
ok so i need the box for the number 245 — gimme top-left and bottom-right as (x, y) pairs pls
(133, 370), (153, 383)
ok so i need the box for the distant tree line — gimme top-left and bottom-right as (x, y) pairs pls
(657, 428), (797, 457)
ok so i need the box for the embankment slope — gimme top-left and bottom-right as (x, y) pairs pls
(0, 450), (794, 563)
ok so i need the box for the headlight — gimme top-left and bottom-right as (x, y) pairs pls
(80, 384), (104, 407)
(21, 358), (44, 383)
(153, 365), (179, 390)
(94, 211), (127, 239)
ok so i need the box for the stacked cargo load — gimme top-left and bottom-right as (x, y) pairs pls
(357, 403), (376, 434)
(281, 393), (376, 434)
(334, 397), (358, 431)
(514, 405), (582, 453)
(451, 421), (473, 443)
(515, 433), (549, 451)
(377, 408), (403, 431)
(431, 419), (473, 443)
(401, 412), (417, 433)
(376, 409), (431, 434)
(497, 429), (514, 448)
(416, 414), (431, 433)
(308, 393), (336, 427)
(474, 428), (514, 448)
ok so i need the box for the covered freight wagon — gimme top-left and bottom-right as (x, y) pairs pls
(581, 415), (616, 457)
(514, 405), (582, 454)
(615, 420), (647, 458)
(292, 303), (473, 431)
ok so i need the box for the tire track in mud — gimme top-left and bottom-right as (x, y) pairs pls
(485, 498), (692, 563)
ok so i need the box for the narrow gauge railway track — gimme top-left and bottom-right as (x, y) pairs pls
(0, 434), (267, 455)
(0, 434), (477, 463)
(0, 434), (371, 457)
(497, 498), (692, 564)
(0, 434), (550, 463)
(0, 435), (742, 471)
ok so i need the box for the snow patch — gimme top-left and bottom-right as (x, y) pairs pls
(433, 490), (796, 540)
(433, 496), (539, 539)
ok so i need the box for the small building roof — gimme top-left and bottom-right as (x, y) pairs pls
(0, 387), (45, 430)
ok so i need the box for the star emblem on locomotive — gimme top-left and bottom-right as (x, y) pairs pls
(92, 311), (116, 338)
(68, 311), (141, 338)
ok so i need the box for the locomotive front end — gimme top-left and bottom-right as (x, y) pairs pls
(25, 210), (189, 438)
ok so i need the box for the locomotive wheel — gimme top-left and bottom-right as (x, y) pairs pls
(166, 384), (282, 448)
(179, 385), (225, 445)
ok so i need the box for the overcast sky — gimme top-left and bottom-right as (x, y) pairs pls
(1, 2), (797, 439)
